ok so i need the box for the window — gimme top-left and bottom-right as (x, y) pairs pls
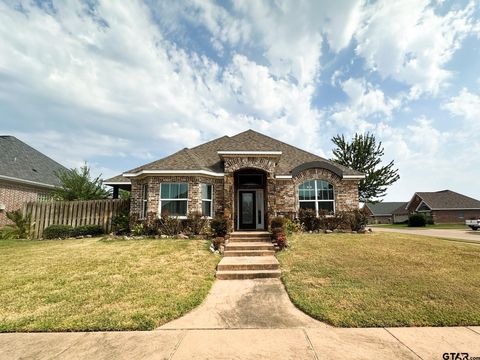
(160, 183), (188, 217)
(298, 180), (335, 215)
(141, 184), (148, 219)
(201, 184), (213, 217)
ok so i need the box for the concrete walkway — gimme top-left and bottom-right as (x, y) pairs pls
(371, 226), (480, 243)
(160, 279), (324, 329)
(1, 327), (479, 359)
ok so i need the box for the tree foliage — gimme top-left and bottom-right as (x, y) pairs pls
(54, 164), (111, 201)
(331, 133), (400, 203)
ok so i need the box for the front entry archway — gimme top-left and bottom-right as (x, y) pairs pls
(234, 169), (267, 231)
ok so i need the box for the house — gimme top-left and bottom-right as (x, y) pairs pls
(104, 130), (364, 231)
(0, 136), (67, 226)
(364, 202), (408, 224)
(405, 190), (480, 224)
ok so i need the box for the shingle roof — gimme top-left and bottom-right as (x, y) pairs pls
(414, 190), (480, 210)
(365, 202), (408, 216)
(104, 174), (131, 184)
(0, 135), (67, 187)
(124, 129), (363, 176)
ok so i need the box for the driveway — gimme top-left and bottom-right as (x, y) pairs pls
(371, 227), (480, 243)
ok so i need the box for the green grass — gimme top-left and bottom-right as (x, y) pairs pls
(277, 233), (480, 327)
(0, 237), (219, 332)
(369, 223), (469, 230)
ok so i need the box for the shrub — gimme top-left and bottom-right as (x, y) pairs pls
(298, 208), (317, 232)
(270, 216), (286, 230)
(71, 225), (104, 237)
(112, 210), (130, 235)
(185, 211), (208, 235)
(131, 223), (146, 236)
(158, 214), (183, 236)
(284, 218), (302, 234)
(0, 228), (15, 240)
(276, 232), (288, 250)
(43, 225), (73, 239)
(5, 210), (32, 239)
(210, 216), (228, 237)
(408, 213), (426, 227)
(348, 208), (369, 231)
(212, 236), (225, 250)
(321, 212), (347, 232)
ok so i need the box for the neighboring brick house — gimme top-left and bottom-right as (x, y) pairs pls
(364, 202), (408, 224)
(0, 136), (67, 226)
(105, 130), (364, 231)
(405, 190), (480, 224)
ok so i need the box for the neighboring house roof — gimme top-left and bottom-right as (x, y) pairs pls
(0, 135), (67, 188)
(104, 174), (131, 185)
(408, 190), (480, 210)
(122, 129), (363, 178)
(364, 202), (408, 216)
(392, 202), (410, 215)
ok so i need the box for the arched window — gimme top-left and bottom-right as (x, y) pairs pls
(298, 180), (335, 215)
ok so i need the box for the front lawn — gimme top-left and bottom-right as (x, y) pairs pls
(369, 223), (469, 230)
(277, 233), (480, 327)
(0, 238), (219, 332)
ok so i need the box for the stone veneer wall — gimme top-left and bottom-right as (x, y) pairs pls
(130, 176), (224, 219)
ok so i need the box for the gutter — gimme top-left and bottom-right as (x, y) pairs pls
(0, 174), (57, 189)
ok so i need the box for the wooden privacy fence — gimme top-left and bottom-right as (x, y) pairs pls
(22, 199), (130, 239)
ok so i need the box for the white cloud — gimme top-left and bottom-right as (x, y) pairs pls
(354, 0), (479, 98)
(443, 88), (480, 126)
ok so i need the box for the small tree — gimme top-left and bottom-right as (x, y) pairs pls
(331, 133), (400, 203)
(5, 210), (32, 239)
(54, 163), (111, 201)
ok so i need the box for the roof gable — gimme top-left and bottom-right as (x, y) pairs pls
(0, 136), (67, 187)
(413, 190), (480, 210)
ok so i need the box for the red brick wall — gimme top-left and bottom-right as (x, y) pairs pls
(0, 180), (52, 226)
(432, 210), (480, 224)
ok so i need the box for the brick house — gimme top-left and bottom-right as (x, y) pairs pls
(105, 130), (364, 231)
(0, 136), (67, 226)
(405, 190), (480, 224)
(364, 202), (408, 224)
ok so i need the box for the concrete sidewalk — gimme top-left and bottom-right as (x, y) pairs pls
(371, 226), (480, 244)
(1, 327), (479, 359)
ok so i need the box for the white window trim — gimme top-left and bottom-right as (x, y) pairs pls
(140, 184), (148, 219)
(298, 180), (335, 216)
(201, 184), (214, 219)
(159, 183), (189, 219)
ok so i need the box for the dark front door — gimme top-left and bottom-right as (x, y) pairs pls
(239, 191), (256, 229)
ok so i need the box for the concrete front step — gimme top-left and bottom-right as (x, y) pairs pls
(231, 231), (270, 236)
(217, 256), (279, 271)
(223, 250), (275, 257)
(216, 269), (281, 280)
(228, 237), (272, 243)
(225, 242), (275, 251)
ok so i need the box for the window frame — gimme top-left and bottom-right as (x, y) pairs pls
(159, 183), (189, 218)
(140, 184), (148, 219)
(201, 183), (213, 218)
(298, 179), (335, 215)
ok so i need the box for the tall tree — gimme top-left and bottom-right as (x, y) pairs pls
(331, 133), (400, 203)
(54, 163), (111, 201)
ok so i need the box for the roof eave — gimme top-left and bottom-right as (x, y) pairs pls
(0, 174), (58, 189)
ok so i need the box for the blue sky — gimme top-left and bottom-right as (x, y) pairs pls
(1, 0), (479, 201)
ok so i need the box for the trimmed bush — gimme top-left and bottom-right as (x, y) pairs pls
(210, 216), (228, 237)
(276, 232), (288, 250)
(43, 225), (73, 239)
(112, 210), (130, 235)
(408, 213), (426, 227)
(71, 225), (104, 237)
(185, 211), (208, 235)
(348, 208), (369, 231)
(284, 218), (302, 234)
(298, 208), (317, 231)
(157, 214), (183, 236)
(270, 216), (286, 230)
